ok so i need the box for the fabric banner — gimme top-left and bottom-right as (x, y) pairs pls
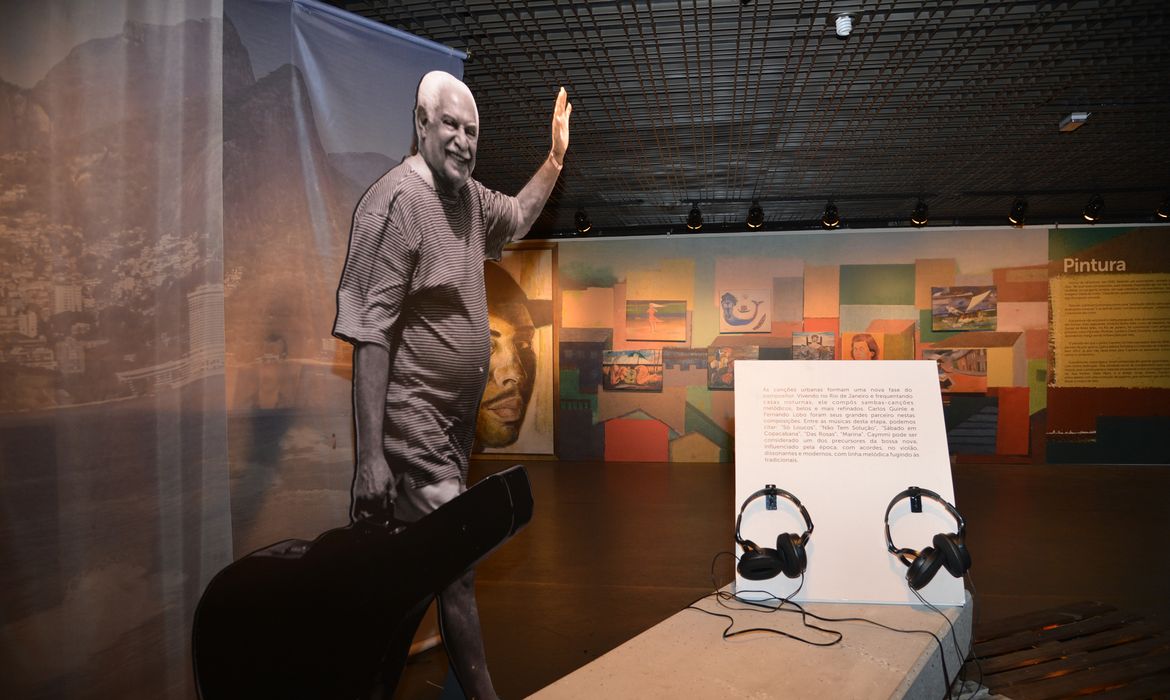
(0, 0), (464, 696)
(0, 2), (229, 697)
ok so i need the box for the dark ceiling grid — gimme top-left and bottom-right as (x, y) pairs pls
(735, 1), (804, 215)
(724, 1), (748, 203)
(572, 3), (662, 210)
(757, 4), (816, 219)
(678, 1), (704, 211)
(737, 4), (784, 207)
(889, 3), (1021, 213)
(610, 1), (685, 213)
(339, 0), (1170, 235)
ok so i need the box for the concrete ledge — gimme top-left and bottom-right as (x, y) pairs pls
(532, 589), (972, 699)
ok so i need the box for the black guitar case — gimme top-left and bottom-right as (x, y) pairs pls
(192, 465), (533, 699)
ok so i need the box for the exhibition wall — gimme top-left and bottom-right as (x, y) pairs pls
(552, 225), (1169, 465)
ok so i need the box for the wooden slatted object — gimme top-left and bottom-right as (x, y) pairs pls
(969, 601), (1170, 699)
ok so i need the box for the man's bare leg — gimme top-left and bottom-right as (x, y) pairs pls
(438, 568), (497, 700)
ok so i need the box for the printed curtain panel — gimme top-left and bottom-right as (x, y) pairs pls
(0, 1), (463, 696)
(0, 2), (229, 697)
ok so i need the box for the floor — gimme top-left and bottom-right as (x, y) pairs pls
(394, 459), (1170, 699)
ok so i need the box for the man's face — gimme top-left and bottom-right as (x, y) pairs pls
(852, 339), (872, 360)
(476, 302), (537, 448)
(418, 85), (478, 191)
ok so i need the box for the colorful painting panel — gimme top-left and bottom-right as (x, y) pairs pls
(772, 276), (804, 323)
(993, 264), (1048, 302)
(604, 417), (670, 461)
(627, 260), (695, 305)
(562, 287), (614, 328)
(841, 331), (884, 361)
(602, 349), (664, 391)
(717, 290), (771, 333)
(993, 386), (1030, 455)
(840, 264), (916, 305)
(803, 265), (840, 318)
(923, 348), (989, 393)
(707, 345), (759, 389)
(931, 286), (999, 331)
(866, 319), (916, 360)
(915, 258), (958, 309)
(625, 300), (687, 342)
(792, 332), (835, 360)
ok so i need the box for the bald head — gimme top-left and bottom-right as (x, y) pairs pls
(416, 71), (478, 136)
(414, 71), (480, 192)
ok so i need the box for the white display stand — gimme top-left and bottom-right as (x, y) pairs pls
(733, 360), (964, 606)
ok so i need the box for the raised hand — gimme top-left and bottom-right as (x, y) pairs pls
(550, 86), (572, 167)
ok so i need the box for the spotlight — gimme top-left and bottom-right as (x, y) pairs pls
(1082, 194), (1104, 223)
(821, 202), (840, 230)
(911, 198), (929, 227)
(687, 203), (703, 231)
(1157, 195), (1169, 220)
(574, 208), (592, 234)
(1008, 198), (1028, 227)
(746, 200), (764, 229)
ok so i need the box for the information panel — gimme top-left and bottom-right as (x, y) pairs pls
(1051, 273), (1170, 388)
(734, 360), (964, 606)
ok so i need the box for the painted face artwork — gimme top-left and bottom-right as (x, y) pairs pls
(418, 84), (478, 191)
(476, 302), (537, 448)
(851, 334), (878, 360)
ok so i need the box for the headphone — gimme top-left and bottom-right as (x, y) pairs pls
(884, 486), (971, 590)
(735, 485), (814, 581)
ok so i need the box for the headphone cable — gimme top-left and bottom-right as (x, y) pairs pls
(684, 551), (843, 647)
(697, 550), (959, 699)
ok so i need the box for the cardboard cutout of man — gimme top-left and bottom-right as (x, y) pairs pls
(334, 71), (570, 699)
(476, 262), (552, 450)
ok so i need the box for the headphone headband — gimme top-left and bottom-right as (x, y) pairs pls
(735, 486), (815, 548)
(883, 486), (965, 566)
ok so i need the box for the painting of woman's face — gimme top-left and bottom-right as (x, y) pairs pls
(850, 334), (878, 360)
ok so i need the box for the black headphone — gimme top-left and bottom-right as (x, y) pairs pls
(884, 486), (971, 590)
(735, 485), (814, 581)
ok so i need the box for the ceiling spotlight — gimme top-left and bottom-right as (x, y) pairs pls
(687, 203), (703, 231)
(1008, 198), (1028, 227)
(835, 14), (854, 38)
(1082, 194), (1104, 223)
(821, 202), (840, 230)
(746, 200), (764, 229)
(574, 208), (592, 234)
(910, 198), (929, 227)
(1157, 195), (1169, 220)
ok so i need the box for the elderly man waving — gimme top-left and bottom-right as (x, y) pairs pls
(334, 71), (571, 699)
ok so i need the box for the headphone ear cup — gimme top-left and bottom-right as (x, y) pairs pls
(906, 546), (943, 590)
(775, 533), (807, 579)
(932, 532), (971, 578)
(738, 541), (784, 581)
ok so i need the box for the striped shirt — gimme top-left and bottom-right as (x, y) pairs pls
(333, 163), (521, 486)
